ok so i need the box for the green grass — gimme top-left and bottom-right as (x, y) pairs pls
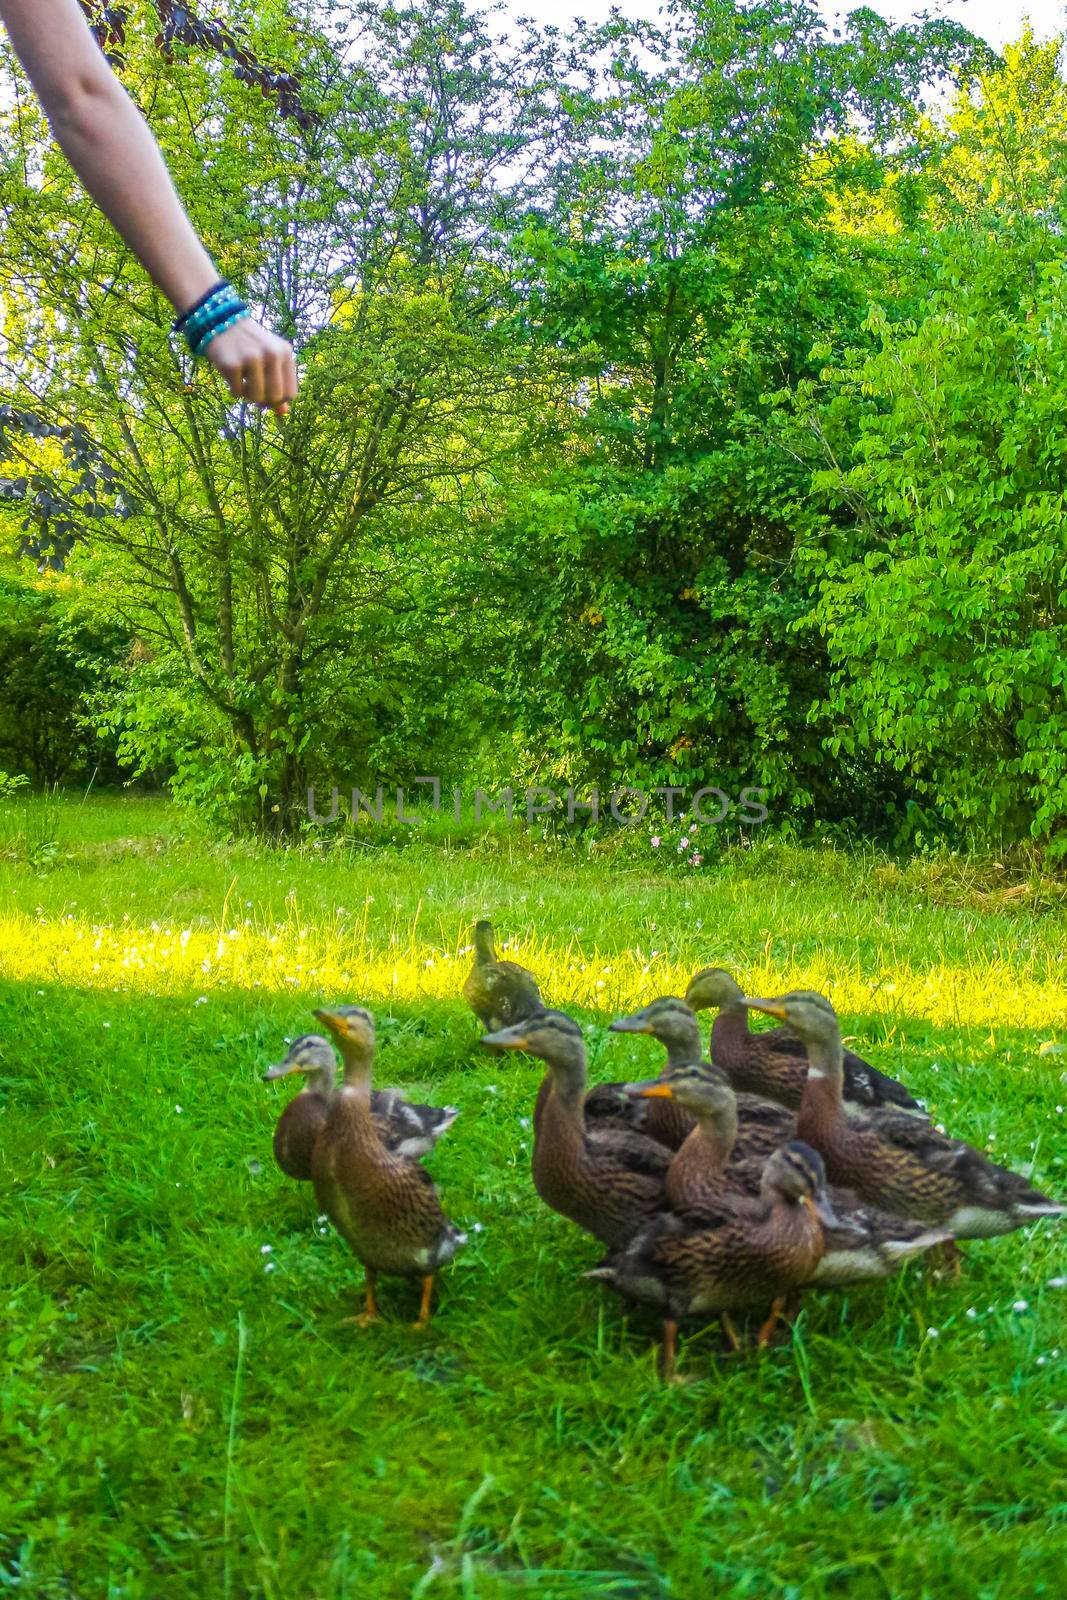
(1, 795), (1065, 1599)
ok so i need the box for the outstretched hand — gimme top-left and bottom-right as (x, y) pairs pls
(203, 318), (298, 417)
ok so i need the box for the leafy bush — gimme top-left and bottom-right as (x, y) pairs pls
(0, 574), (127, 787)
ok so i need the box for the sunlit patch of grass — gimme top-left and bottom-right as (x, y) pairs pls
(1, 796), (1066, 1598)
(3, 905), (1067, 1033)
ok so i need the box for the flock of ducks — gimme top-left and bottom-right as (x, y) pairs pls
(262, 920), (1065, 1377)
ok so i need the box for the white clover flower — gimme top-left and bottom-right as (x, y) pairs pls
(1012, 1300), (1029, 1313)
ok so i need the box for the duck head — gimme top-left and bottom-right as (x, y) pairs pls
(482, 1009), (585, 1086)
(624, 1060), (735, 1122)
(610, 997), (701, 1062)
(760, 1139), (839, 1227)
(743, 991), (840, 1054)
(262, 1032), (337, 1091)
(313, 1004), (376, 1055)
(684, 967), (745, 1012)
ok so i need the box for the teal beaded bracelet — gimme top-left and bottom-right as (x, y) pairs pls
(174, 280), (251, 358)
(191, 306), (252, 357)
(173, 280), (228, 332)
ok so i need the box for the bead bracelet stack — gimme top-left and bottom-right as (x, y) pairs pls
(173, 280), (251, 359)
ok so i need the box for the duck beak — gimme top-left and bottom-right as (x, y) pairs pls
(609, 1015), (652, 1034)
(622, 1078), (674, 1099)
(481, 1025), (529, 1051)
(313, 1007), (346, 1034)
(262, 1060), (297, 1081)
(813, 1192), (841, 1229)
(742, 998), (789, 1021)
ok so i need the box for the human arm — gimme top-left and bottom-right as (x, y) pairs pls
(0, 0), (297, 412)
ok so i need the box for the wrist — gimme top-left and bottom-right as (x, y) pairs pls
(173, 280), (251, 357)
(173, 278), (229, 327)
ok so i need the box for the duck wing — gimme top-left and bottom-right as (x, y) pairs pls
(371, 1089), (459, 1159)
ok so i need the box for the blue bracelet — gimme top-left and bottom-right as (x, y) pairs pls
(173, 279), (229, 332)
(191, 306), (252, 357)
(183, 293), (243, 334)
(185, 296), (246, 347)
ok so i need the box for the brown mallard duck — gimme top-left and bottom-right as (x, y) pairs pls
(610, 997), (795, 1153)
(482, 1010), (670, 1247)
(686, 968), (925, 1117)
(263, 1033), (458, 1181)
(628, 1063), (951, 1284)
(463, 919), (543, 1034)
(744, 993), (1067, 1239)
(311, 1006), (466, 1326)
(587, 1142), (838, 1376)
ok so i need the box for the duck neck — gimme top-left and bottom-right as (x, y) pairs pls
(762, 1191), (822, 1260)
(303, 1067), (336, 1098)
(337, 1038), (375, 1112)
(474, 924), (496, 965)
(797, 1035), (845, 1144)
(668, 1103), (737, 1210)
(548, 1054), (587, 1127)
(694, 1102), (738, 1171)
(709, 1000), (750, 1066)
(662, 1022), (703, 1071)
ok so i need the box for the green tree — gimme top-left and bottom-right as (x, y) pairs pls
(0, 0), (563, 831)
(496, 0), (988, 822)
(803, 34), (1067, 847)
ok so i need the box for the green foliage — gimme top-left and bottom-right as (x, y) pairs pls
(1, 0), (558, 831)
(0, 571), (126, 786)
(495, 1), (985, 820)
(2, 4), (1066, 846)
(799, 35), (1067, 850)
(0, 768), (29, 799)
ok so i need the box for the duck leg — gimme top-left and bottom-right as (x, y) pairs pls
(661, 1319), (679, 1380)
(411, 1274), (435, 1330)
(935, 1240), (965, 1280)
(720, 1313), (742, 1354)
(757, 1296), (787, 1350)
(783, 1290), (802, 1321)
(343, 1271), (380, 1328)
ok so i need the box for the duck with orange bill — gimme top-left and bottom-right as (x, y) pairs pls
(625, 1063), (952, 1285)
(587, 1142), (839, 1378)
(741, 992), (1066, 1241)
(263, 1032), (458, 1181)
(310, 1005), (465, 1328)
(684, 967), (925, 1117)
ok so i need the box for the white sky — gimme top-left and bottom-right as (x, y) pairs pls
(517, 1), (1065, 52)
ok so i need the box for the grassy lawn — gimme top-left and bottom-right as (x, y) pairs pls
(1, 795), (1065, 1599)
